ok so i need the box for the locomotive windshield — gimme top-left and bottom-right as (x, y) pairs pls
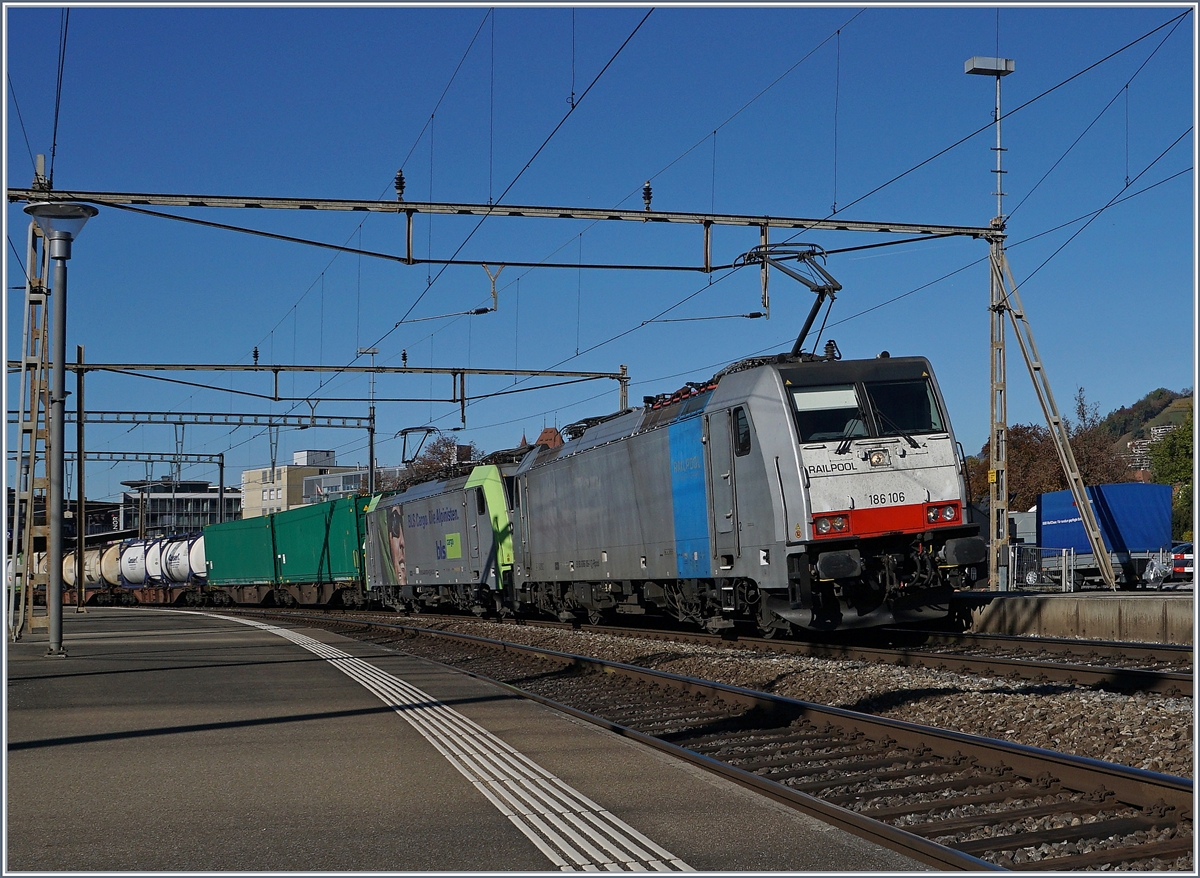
(790, 378), (944, 442)
(863, 379), (945, 436)
(790, 384), (870, 442)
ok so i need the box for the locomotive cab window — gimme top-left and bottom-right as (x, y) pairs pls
(790, 385), (869, 442)
(733, 407), (752, 456)
(864, 379), (944, 436)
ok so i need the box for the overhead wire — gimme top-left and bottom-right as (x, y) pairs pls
(175, 6), (592, 470)
(791, 8), (1191, 230)
(6, 236), (29, 283)
(310, 125), (1193, 462)
(1006, 12), (1186, 222)
(372, 8), (655, 338)
(7, 74), (38, 174)
(634, 9), (864, 199)
(85, 3), (853, 463)
(382, 157), (1191, 451)
(274, 4), (846, 429)
(327, 157), (1191, 466)
(831, 28), (841, 213)
(1009, 127), (1191, 293)
(97, 10), (1191, 481)
(241, 8), (659, 457)
(73, 201), (733, 272)
(48, 8), (69, 186)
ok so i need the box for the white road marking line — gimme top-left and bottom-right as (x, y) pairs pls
(201, 613), (692, 872)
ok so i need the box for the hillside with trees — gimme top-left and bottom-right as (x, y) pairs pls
(965, 388), (1193, 537)
(1098, 388), (1189, 443)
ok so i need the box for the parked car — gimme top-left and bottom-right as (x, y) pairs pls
(1171, 542), (1193, 581)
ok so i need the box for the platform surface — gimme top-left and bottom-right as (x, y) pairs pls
(7, 608), (927, 872)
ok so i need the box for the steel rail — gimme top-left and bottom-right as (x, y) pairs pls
(886, 628), (1194, 663)
(338, 610), (1193, 694)
(7, 188), (997, 239)
(229, 608), (1192, 871)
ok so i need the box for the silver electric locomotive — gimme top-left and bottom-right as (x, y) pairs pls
(365, 349), (984, 634)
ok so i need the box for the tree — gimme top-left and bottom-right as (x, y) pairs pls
(1150, 411), (1193, 540)
(968, 387), (1132, 513)
(1097, 387), (1184, 441)
(407, 433), (484, 476)
(1067, 387), (1135, 488)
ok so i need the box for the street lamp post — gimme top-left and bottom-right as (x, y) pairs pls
(965, 57), (1014, 591)
(24, 201), (98, 656)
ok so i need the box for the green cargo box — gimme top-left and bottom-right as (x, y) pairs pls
(203, 515), (276, 586)
(273, 497), (364, 585)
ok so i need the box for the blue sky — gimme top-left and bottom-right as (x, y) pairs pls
(5, 5), (1195, 504)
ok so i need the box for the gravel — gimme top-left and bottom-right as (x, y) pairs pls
(407, 618), (1194, 779)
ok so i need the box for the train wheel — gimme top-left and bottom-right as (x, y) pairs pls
(758, 620), (791, 639)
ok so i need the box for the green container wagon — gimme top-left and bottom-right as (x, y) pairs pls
(272, 496), (367, 585)
(329, 495), (371, 582)
(204, 515), (276, 586)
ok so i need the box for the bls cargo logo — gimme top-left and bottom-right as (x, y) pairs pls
(407, 506), (461, 529)
(435, 533), (462, 560)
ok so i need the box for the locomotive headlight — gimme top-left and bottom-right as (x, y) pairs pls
(942, 505), (957, 521)
(831, 515), (848, 531)
(815, 517), (832, 534)
(926, 506), (940, 523)
(868, 449), (890, 467)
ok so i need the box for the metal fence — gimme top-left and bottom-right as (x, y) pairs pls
(1006, 545), (1077, 592)
(999, 545), (1176, 592)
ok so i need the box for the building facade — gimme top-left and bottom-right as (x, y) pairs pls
(119, 479), (242, 536)
(241, 451), (354, 518)
(301, 465), (408, 504)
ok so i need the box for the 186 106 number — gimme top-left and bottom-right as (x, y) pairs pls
(867, 492), (905, 505)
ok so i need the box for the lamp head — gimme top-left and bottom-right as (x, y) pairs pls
(24, 201), (98, 242)
(964, 56), (1014, 77)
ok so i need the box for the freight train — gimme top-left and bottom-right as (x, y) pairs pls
(54, 345), (984, 635)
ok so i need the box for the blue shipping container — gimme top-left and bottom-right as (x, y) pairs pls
(1037, 483), (1172, 554)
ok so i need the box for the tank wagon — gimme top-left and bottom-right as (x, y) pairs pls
(54, 532), (210, 606)
(367, 349), (985, 634)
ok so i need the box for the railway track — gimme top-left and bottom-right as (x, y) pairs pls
(885, 629), (1193, 670)
(316, 608), (1194, 695)
(231, 609), (1193, 871)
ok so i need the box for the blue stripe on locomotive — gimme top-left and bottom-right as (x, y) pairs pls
(668, 415), (711, 578)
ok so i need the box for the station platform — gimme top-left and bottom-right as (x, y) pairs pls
(7, 608), (925, 872)
(951, 588), (1194, 645)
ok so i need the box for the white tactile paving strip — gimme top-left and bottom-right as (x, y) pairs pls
(204, 612), (693, 872)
